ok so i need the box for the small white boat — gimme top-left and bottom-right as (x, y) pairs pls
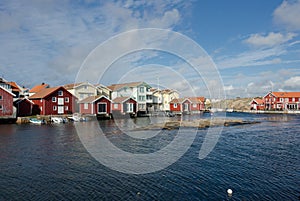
(29, 118), (45, 124)
(68, 114), (86, 122)
(51, 117), (64, 123)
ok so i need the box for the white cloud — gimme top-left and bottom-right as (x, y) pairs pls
(216, 46), (286, 69)
(273, 0), (300, 30)
(0, 0), (189, 87)
(244, 32), (297, 48)
(283, 76), (300, 89)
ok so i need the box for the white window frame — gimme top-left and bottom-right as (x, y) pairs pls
(64, 106), (68, 111)
(285, 98), (289, 102)
(65, 97), (69, 103)
(279, 98), (284, 102)
(292, 98), (295, 102)
(114, 103), (118, 109)
(140, 87), (144, 93)
(0, 105), (2, 110)
(58, 90), (63, 96)
(53, 106), (57, 111)
(52, 97), (56, 102)
(174, 103), (177, 108)
(193, 103), (197, 108)
(84, 103), (88, 110)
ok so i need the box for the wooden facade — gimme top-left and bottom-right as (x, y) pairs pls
(14, 98), (34, 117)
(112, 97), (137, 115)
(0, 86), (15, 117)
(29, 86), (76, 115)
(79, 95), (112, 117)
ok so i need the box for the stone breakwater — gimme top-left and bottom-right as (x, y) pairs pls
(137, 118), (260, 130)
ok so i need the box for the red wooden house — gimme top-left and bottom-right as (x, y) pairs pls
(0, 86), (16, 119)
(250, 98), (264, 110)
(112, 97), (137, 116)
(170, 98), (189, 114)
(29, 86), (76, 115)
(79, 95), (112, 118)
(14, 98), (34, 117)
(263, 91), (300, 110)
(170, 97), (206, 114)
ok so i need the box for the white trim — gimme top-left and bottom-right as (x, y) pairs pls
(0, 86), (15, 97)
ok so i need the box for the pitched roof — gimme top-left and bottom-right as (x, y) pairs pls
(252, 98), (264, 105)
(7, 81), (21, 92)
(14, 98), (34, 105)
(78, 95), (110, 103)
(188, 97), (205, 103)
(170, 98), (186, 103)
(271, 91), (300, 98)
(112, 96), (134, 103)
(107, 81), (146, 91)
(29, 83), (49, 93)
(29, 87), (61, 99)
(63, 82), (83, 90)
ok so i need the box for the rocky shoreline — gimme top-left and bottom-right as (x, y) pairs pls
(135, 118), (260, 130)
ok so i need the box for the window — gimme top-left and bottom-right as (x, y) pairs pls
(52, 97), (56, 102)
(138, 96), (145, 101)
(65, 97), (69, 103)
(0, 105), (2, 110)
(0, 95), (2, 100)
(53, 106), (57, 111)
(174, 103), (177, 108)
(285, 98), (289, 102)
(193, 103), (197, 108)
(84, 103), (88, 109)
(58, 90), (63, 96)
(140, 87), (144, 93)
(84, 85), (88, 89)
(114, 103), (118, 109)
(64, 106), (68, 111)
(40, 99), (43, 103)
(280, 98), (284, 102)
(98, 103), (107, 113)
(80, 94), (84, 99)
(292, 98), (295, 102)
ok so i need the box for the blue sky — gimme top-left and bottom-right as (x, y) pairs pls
(0, 0), (299, 98)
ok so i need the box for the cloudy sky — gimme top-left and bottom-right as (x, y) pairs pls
(0, 0), (299, 98)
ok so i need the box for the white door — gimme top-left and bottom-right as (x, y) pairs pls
(58, 106), (64, 114)
(127, 103), (133, 112)
(58, 98), (64, 105)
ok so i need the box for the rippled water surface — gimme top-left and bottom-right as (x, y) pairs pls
(0, 113), (299, 200)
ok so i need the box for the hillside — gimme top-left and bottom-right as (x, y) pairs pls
(211, 97), (254, 111)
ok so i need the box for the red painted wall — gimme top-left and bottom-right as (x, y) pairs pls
(0, 88), (14, 116)
(14, 99), (33, 116)
(31, 88), (76, 115)
(170, 103), (181, 112)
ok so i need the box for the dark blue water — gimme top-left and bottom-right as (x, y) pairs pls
(0, 113), (299, 200)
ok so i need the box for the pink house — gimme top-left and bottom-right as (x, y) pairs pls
(79, 95), (112, 118)
(112, 97), (137, 117)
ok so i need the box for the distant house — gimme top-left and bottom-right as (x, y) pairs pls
(29, 86), (76, 115)
(78, 95), (112, 118)
(188, 97), (206, 113)
(151, 89), (179, 111)
(13, 98), (34, 117)
(7, 82), (22, 98)
(29, 83), (50, 96)
(169, 98), (188, 114)
(0, 86), (16, 119)
(112, 97), (137, 116)
(263, 91), (300, 110)
(170, 97), (206, 114)
(108, 81), (152, 114)
(250, 98), (264, 110)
